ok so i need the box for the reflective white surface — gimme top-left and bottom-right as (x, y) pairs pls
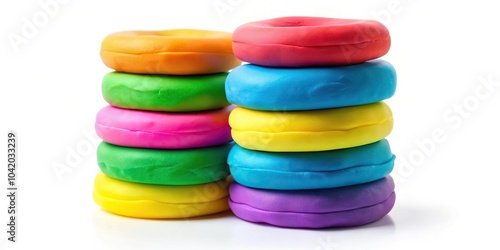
(1, 0), (499, 249)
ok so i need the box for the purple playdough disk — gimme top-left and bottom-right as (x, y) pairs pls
(229, 176), (395, 228)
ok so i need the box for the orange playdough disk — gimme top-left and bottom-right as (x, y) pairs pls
(100, 29), (241, 75)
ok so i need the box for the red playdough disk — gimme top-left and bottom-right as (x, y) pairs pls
(232, 16), (391, 67)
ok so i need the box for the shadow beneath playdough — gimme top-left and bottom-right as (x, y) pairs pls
(91, 208), (236, 247)
(92, 206), (233, 222)
(233, 214), (395, 232)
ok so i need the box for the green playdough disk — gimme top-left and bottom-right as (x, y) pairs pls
(102, 72), (230, 112)
(97, 142), (233, 185)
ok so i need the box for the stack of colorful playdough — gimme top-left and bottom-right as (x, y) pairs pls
(92, 29), (241, 219)
(226, 17), (397, 228)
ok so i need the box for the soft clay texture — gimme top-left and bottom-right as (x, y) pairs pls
(229, 176), (395, 228)
(229, 140), (394, 190)
(93, 172), (231, 219)
(100, 29), (241, 75)
(95, 105), (233, 149)
(102, 72), (230, 112)
(98, 141), (233, 185)
(232, 16), (390, 67)
(225, 60), (396, 111)
(229, 102), (393, 152)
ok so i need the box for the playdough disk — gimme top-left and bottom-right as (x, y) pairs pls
(95, 105), (233, 149)
(225, 60), (396, 111)
(100, 29), (241, 75)
(229, 102), (393, 152)
(229, 139), (394, 190)
(93, 172), (231, 219)
(98, 141), (233, 185)
(102, 72), (230, 112)
(232, 16), (390, 67)
(229, 176), (395, 228)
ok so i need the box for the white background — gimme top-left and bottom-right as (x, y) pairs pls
(1, 0), (500, 249)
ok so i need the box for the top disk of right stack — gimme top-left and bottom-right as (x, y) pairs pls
(232, 16), (390, 67)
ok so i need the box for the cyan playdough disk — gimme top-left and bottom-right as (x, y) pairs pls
(225, 60), (396, 111)
(229, 140), (394, 190)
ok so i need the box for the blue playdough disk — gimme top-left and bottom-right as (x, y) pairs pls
(225, 60), (396, 111)
(228, 139), (395, 190)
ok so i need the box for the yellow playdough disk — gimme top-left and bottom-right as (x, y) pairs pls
(100, 29), (241, 75)
(93, 172), (231, 219)
(230, 102), (393, 152)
